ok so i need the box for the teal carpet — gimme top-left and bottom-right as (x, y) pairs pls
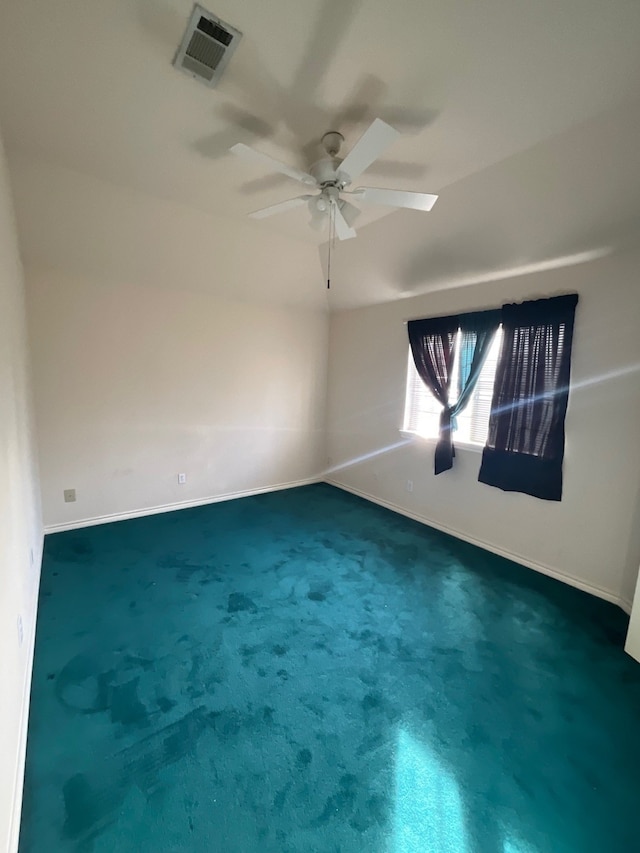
(20, 483), (640, 852)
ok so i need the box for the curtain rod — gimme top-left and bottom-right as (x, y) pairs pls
(402, 304), (503, 325)
(402, 291), (579, 324)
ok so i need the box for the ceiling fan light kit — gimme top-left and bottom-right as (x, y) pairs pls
(230, 118), (439, 241)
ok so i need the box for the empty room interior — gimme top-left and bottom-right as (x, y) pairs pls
(2, 1), (640, 851)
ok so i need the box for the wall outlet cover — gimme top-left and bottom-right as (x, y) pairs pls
(64, 488), (76, 503)
(178, 473), (187, 484)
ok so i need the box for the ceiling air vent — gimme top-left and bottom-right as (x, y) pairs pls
(173, 4), (242, 88)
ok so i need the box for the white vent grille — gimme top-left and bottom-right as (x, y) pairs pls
(173, 5), (242, 88)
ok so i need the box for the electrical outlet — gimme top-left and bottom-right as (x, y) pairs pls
(63, 488), (76, 503)
(178, 473), (187, 484)
(406, 479), (414, 493)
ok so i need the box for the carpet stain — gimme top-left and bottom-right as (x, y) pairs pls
(296, 748), (313, 769)
(227, 592), (257, 613)
(19, 483), (640, 852)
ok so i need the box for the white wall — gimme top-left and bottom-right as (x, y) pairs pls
(0, 129), (43, 851)
(326, 246), (640, 608)
(28, 270), (328, 528)
(625, 570), (640, 661)
(12, 156), (328, 530)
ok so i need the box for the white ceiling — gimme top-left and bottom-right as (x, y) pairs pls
(1, 0), (640, 309)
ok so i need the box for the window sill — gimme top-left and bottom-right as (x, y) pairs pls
(399, 429), (484, 454)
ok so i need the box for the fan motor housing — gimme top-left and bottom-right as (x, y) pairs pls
(310, 158), (348, 188)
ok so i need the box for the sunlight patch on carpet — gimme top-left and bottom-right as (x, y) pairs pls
(393, 727), (467, 853)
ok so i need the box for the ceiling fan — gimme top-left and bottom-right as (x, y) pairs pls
(229, 118), (438, 240)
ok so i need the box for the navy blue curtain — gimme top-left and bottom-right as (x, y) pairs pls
(408, 310), (500, 474)
(407, 315), (458, 474)
(478, 293), (579, 501)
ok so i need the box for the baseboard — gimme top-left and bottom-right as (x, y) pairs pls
(619, 597), (633, 616)
(44, 477), (322, 535)
(325, 479), (629, 613)
(44, 476), (636, 610)
(8, 535), (43, 853)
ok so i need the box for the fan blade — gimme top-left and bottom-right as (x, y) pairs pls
(338, 118), (400, 183)
(249, 195), (314, 219)
(230, 143), (316, 186)
(339, 199), (361, 227)
(352, 187), (438, 212)
(334, 205), (357, 241)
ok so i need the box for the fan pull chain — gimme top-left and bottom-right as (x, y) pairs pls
(327, 202), (336, 289)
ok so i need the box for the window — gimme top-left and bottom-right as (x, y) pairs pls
(403, 327), (503, 446)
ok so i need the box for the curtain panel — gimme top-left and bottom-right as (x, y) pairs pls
(408, 310), (500, 474)
(478, 293), (579, 501)
(407, 315), (458, 474)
